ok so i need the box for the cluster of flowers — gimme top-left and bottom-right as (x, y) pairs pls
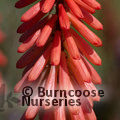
(0, 14), (7, 88)
(15, 0), (103, 119)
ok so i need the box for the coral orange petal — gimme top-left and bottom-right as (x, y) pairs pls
(84, 82), (100, 101)
(82, 0), (101, 10)
(81, 55), (102, 84)
(58, 4), (70, 30)
(18, 29), (41, 53)
(59, 52), (80, 115)
(63, 29), (81, 60)
(25, 79), (47, 119)
(41, 0), (55, 13)
(25, 95), (41, 119)
(22, 57), (39, 76)
(67, 56), (91, 83)
(70, 28), (102, 65)
(42, 66), (57, 109)
(67, 12), (102, 47)
(50, 31), (61, 66)
(69, 70), (93, 108)
(81, 8), (103, 30)
(28, 43), (52, 81)
(74, 0), (95, 14)
(25, 105), (40, 120)
(65, 0), (84, 19)
(14, 68), (32, 93)
(21, 1), (44, 22)
(36, 14), (58, 47)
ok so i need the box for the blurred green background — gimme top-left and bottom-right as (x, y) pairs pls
(0, 0), (120, 120)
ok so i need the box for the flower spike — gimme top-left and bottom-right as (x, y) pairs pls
(15, 0), (103, 119)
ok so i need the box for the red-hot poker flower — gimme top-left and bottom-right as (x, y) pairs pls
(15, 0), (103, 119)
(0, 14), (7, 93)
